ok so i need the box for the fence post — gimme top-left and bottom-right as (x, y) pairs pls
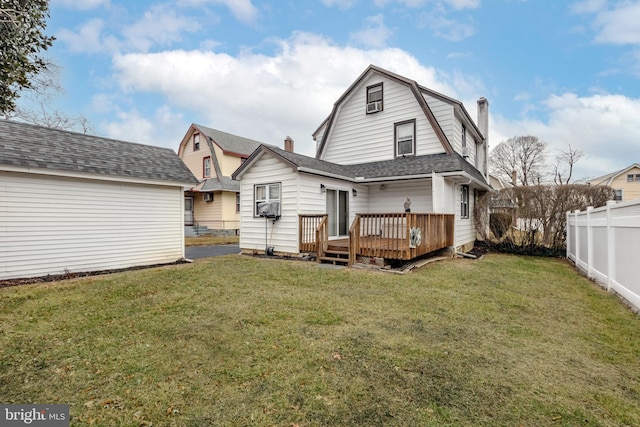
(586, 207), (594, 279)
(606, 200), (616, 292)
(574, 209), (581, 270)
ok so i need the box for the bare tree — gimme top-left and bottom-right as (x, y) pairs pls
(2, 62), (93, 133)
(490, 136), (547, 186)
(553, 144), (584, 185)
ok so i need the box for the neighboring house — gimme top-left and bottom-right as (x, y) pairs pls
(0, 119), (197, 281)
(233, 65), (492, 265)
(587, 163), (640, 202)
(177, 124), (266, 236)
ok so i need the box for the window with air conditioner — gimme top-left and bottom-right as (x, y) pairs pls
(395, 120), (415, 157)
(366, 83), (383, 114)
(254, 183), (281, 217)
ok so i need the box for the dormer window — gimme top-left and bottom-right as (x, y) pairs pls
(193, 133), (200, 151)
(366, 83), (383, 114)
(395, 120), (415, 157)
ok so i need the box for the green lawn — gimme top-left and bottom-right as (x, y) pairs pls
(185, 235), (239, 246)
(1, 254), (639, 426)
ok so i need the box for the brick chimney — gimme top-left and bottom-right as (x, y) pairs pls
(284, 136), (294, 153)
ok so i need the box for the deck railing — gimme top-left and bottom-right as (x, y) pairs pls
(300, 213), (454, 262)
(299, 214), (328, 254)
(354, 213), (454, 260)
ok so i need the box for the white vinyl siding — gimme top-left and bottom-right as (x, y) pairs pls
(239, 154), (299, 254)
(367, 180), (433, 213)
(454, 183), (476, 249)
(320, 75), (445, 164)
(238, 153), (368, 255)
(0, 171), (184, 280)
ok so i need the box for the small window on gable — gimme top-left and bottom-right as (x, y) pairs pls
(628, 174), (634, 182)
(395, 120), (415, 157)
(366, 83), (383, 114)
(461, 185), (470, 218)
(193, 133), (200, 151)
(462, 124), (467, 147)
(203, 156), (211, 178)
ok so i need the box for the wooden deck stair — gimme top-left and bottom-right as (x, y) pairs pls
(318, 240), (350, 265)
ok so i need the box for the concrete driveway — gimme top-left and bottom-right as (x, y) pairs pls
(185, 244), (240, 260)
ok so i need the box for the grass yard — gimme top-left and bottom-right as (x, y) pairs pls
(1, 254), (639, 426)
(185, 235), (239, 246)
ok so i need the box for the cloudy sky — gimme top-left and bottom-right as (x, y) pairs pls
(42, 0), (640, 181)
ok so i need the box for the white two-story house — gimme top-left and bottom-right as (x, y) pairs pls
(233, 65), (491, 265)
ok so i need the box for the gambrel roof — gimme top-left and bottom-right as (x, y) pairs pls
(0, 119), (197, 186)
(233, 144), (491, 189)
(193, 124), (266, 157)
(314, 64), (485, 158)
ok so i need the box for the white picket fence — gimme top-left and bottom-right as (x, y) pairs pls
(566, 200), (640, 311)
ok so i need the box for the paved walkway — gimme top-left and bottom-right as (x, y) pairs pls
(185, 244), (240, 260)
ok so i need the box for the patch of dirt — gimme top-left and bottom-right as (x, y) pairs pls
(0, 260), (190, 289)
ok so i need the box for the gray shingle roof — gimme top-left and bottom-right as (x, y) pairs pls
(238, 145), (490, 188)
(194, 124), (267, 156)
(0, 119), (198, 185)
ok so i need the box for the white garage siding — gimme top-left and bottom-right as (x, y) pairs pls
(0, 171), (185, 280)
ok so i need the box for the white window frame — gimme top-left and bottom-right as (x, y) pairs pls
(254, 183), (281, 217)
(193, 133), (200, 151)
(395, 120), (416, 157)
(462, 124), (467, 148)
(203, 156), (211, 178)
(461, 185), (470, 219)
(613, 189), (623, 201)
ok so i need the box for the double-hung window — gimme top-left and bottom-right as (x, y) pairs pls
(254, 183), (281, 217)
(614, 189), (623, 201)
(461, 185), (470, 219)
(203, 156), (211, 178)
(193, 133), (200, 151)
(395, 120), (416, 157)
(366, 83), (383, 113)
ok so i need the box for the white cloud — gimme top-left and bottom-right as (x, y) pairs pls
(56, 5), (201, 54)
(101, 106), (188, 150)
(374, 0), (478, 8)
(491, 92), (640, 181)
(570, 0), (606, 14)
(350, 15), (393, 48)
(210, 0), (258, 23)
(51, 0), (110, 10)
(420, 13), (476, 41)
(110, 32), (464, 156)
(121, 4), (200, 52)
(322, 0), (358, 9)
(55, 19), (119, 54)
(592, 2), (640, 45)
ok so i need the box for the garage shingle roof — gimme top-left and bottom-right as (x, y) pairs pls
(0, 120), (198, 185)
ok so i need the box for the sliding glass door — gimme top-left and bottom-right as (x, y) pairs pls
(326, 189), (349, 237)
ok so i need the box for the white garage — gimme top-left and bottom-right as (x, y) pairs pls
(0, 120), (198, 281)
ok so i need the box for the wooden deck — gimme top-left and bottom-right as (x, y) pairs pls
(300, 213), (455, 266)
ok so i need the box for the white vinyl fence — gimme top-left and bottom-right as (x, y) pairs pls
(566, 200), (640, 311)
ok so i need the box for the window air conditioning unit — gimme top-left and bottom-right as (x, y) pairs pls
(462, 146), (470, 158)
(366, 101), (383, 113)
(203, 193), (213, 202)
